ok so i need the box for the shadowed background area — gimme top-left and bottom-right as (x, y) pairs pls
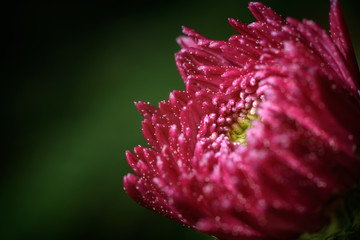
(2, 0), (360, 239)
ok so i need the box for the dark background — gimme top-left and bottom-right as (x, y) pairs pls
(2, 0), (360, 239)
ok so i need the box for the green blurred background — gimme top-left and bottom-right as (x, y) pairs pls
(2, 0), (360, 239)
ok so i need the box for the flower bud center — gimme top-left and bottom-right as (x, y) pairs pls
(229, 113), (259, 145)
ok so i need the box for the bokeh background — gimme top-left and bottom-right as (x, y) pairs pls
(2, 0), (360, 239)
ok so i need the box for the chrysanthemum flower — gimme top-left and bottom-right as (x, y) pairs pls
(123, 1), (360, 239)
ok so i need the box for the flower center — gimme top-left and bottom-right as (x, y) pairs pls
(229, 113), (259, 145)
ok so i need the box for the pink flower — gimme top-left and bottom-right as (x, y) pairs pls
(123, 1), (360, 239)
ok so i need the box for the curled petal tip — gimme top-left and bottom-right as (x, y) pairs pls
(249, 1), (284, 23)
(181, 26), (207, 39)
(248, 2), (265, 7)
(227, 17), (238, 25)
(248, 1), (268, 13)
(123, 173), (137, 190)
(123, 174), (145, 204)
(181, 25), (193, 35)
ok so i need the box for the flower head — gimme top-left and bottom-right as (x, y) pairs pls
(124, 1), (360, 239)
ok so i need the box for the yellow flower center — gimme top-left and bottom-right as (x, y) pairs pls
(229, 113), (260, 145)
